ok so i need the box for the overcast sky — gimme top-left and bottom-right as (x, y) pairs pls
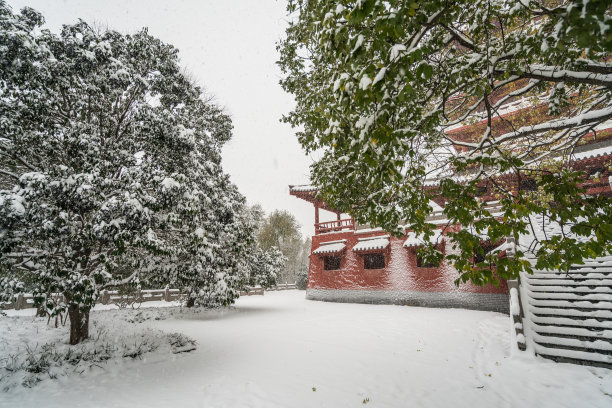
(7, 0), (333, 237)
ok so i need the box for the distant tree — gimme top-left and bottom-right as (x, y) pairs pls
(0, 4), (249, 344)
(299, 237), (312, 272)
(278, 0), (612, 284)
(246, 203), (266, 235)
(245, 246), (286, 289)
(258, 210), (303, 283)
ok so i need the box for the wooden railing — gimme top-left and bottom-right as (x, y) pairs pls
(315, 219), (354, 235)
(1, 285), (297, 310)
(264, 283), (297, 291)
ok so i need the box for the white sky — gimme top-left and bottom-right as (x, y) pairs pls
(6, 0), (334, 237)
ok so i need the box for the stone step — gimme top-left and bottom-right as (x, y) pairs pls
(526, 290), (612, 302)
(530, 307), (612, 320)
(529, 272), (612, 280)
(524, 278), (612, 286)
(532, 332), (612, 352)
(531, 323), (612, 341)
(570, 267), (612, 273)
(519, 257), (612, 369)
(533, 343), (612, 369)
(530, 314), (612, 329)
(528, 299), (612, 310)
(524, 283), (612, 294)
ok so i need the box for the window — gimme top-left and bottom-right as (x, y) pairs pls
(519, 178), (537, 192)
(473, 243), (497, 265)
(364, 253), (385, 269)
(323, 256), (341, 271)
(476, 185), (488, 196)
(416, 254), (440, 268)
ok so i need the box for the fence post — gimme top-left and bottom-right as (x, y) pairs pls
(15, 294), (25, 310)
(164, 286), (171, 302)
(101, 290), (110, 305)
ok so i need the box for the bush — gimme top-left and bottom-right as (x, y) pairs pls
(296, 269), (308, 290)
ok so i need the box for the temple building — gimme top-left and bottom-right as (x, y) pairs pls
(290, 90), (612, 310)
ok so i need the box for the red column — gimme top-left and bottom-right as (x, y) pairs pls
(314, 204), (320, 234)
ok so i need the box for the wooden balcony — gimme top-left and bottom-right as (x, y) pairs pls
(315, 219), (354, 235)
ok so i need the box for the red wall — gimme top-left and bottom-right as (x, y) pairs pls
(307, 229), (508, 295)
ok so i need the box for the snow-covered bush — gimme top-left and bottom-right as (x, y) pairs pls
(0, 4), (251, 344)
(0, 318), (196, 390)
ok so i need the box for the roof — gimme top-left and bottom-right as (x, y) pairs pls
(288, 185), (340, 213)
(403, 229), (444, 248)
(289, 184), (317, 192)
(312, 240), (347, 255)
(517, 215), (595, 255)
(422, 138), (612, 187)
(353, 236), (390, 252)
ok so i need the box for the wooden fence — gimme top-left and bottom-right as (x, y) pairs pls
(1, 284), (298, 311)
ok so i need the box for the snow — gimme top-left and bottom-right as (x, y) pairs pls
(389, 44), (406, 62)
(354, 227), (384, 234)
(359, 74), (372, 90)
(289, 184), (317, 192)
(312, 239), (346, 254)
(510, 287), (521, 317)
(160, 177), (180, 191)
(372, 67), (386, 85)
(2, 291), (610, 407)
(352, 235), (390, 251)
(403, 229), (443, 247)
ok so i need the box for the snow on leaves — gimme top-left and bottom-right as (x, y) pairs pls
(278, 0), (612, 285)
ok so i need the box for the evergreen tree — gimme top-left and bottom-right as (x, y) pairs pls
(0, 3), (250, 344)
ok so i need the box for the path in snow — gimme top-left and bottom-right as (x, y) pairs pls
(2, 291), (611, 408)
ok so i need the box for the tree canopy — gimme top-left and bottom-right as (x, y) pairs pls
(278, 0), (612, 285)
(0, 3), (252, 343)
(258, 210), (308, 283)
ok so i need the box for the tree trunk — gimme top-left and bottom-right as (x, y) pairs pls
(68, 305), (90, 345)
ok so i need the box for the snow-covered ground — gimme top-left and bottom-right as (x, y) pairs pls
(1, 291), (611, 408)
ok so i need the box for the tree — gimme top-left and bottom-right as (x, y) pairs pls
(278, 0), (612, 285)
(246, 203), (266, 234)
(245, 246), (286, 289)
(258, 210), (303, 283)
(0, 3), (249, 343)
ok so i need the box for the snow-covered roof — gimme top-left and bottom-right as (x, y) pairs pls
(403, 229), (443, 248)
(464, 226), (490, 241)
(312, 240), (346, 255)
(353, 236), (390, 252)
(429, 200), (444, 212)
(517, 215), (596, 255)
(422, 138), (612, 187)
(572, 143), (612, 161)
(355, 227), (384, 234)
(289, 184), (317, 192)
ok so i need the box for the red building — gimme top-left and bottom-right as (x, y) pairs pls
(290, 185), (511, 312)
(290, 111), (612, 314)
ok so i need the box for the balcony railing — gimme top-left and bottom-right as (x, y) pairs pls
(315, 219), (355, 235)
